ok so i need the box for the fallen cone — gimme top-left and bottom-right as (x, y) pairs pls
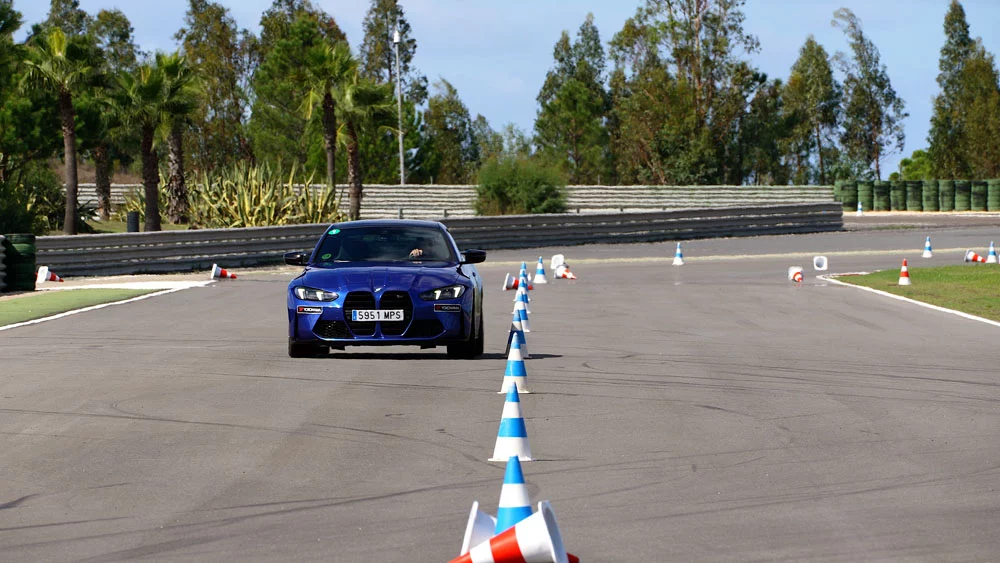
(965, 249), (986, 263)
(35, 266), (64, 283)
(788, 266), (803, 283)
(210, 263), (237, 279)
(450, 501), (578, 563)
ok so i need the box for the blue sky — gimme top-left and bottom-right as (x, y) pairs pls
(14, 1), (1000, 178)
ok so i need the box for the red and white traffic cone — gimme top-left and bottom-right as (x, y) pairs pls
(965, 249), (986, 263)
(451, 501), (579, 563)
(36, 266), (64, 283)
(788, 267), (803, 283)
(210, 263), (237, 279)
(898, 259), (911, 286)
(503, 273), (532, 291)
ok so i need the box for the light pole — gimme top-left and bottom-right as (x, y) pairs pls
(393, 25), (405, 185)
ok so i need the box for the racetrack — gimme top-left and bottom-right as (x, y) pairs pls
(1, 226), (999, 562)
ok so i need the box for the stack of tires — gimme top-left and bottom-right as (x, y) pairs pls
(840, 181), (858, 212)
(873, 181), (891, 211)
(0, 235), (6, 292)
(922, 180), (940, 212)
(954, 180), (972, 211)
(890, 180), (906, 210)
(1, 234), (36, 292)
(938, 180), (956, 211)
(988, 179), (1000, 211)
(971, 181), (988, 211)
(857, 180), (874, 212)
(906, 181), (923, 212)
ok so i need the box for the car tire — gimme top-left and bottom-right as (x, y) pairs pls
(447, 310), (484, 359)
(288, 340), (328, 358)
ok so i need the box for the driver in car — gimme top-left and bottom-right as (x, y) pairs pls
(408, 236), (444, 260)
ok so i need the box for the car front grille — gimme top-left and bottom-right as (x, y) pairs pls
(379, 291), (413, 336)
(313, 320), (353, 339)
(344, 291), (376, 336)
(406, 319), (444, 339)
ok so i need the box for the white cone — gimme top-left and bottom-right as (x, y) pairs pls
(856, 200), (863, 216)
(460, 501), (497, 556)
(490, 385), (531, 461)
(922, 236), (933, 258)
(813, 256), (828, 271)
(451, 502), (577, 563)
(672, 242), (684, 266)
(533, 257), (548, 284)
(788, 266), (803, 283)
(550, 254), (565, 272)
(988, 241), (998, 263)
(499, 336), (529, 394)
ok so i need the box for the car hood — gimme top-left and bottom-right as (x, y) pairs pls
(295, 264), (466, 294)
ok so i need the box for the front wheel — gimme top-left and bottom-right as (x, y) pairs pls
(447, 312), (484, 359)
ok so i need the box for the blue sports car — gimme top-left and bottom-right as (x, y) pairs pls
(284, 220), (486, 358)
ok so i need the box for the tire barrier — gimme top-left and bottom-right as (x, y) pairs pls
(988, 179), (1000, 211)
(954, 180), (972, 211)
(0, 235), (6, 292)
(890, 180), (905, 211)
(938, 180), (956, 212)
(873, 181), (891, 211)
(840, 181), (858, 212)
(922, 180), (940, 212)
(971, 180), (988, 211)
(35, 204), (844, 276)
(857, 180), (874, 212)
(1, 233), (36, 292)
(833, 180), (843, 202)
(906, 181), (923, 212)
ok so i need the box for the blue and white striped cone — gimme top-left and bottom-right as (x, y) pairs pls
(672, 242), (684, 266)
(922, 236), (933, 258)
(533, 257), (548, 284)
(499, 335), (529, 394)
(506, 310), (529, 359)
(988, 241), (998, 263)
(490, 385), (532, 461)
(520, 271), (532, 294)
(513, 298), (530, 333)
(460, 500), (497, 556)
(513, 285), (531, 314)
(856, 200), (863, 216)
(495, 455), (533, 533)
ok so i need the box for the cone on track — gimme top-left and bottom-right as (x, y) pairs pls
(490, 385), (532, 461)
(987, 241), (998, 263)
(450, 501), (579, 563)
(922, 236), (933, 258)
(35, 266), (64, 283)
(513, 284), (531, 315)
(506, 309), (529, 359)
(210, 263), (237, 279)
(499, 335), (529, 394)
(461, 501), (498, 556)
(856, 200), (863, 216)
(553, 263), (577, 280)
(672, 242), (684, 266)
(898, 259), (911, 286)
(788, 266), (803, 283)
(533, 257), (548, 284)
(965, 249), (986, 263)
(813, 256), (828, 271)
(503, 273), (532, 291)
(495, 456), (533, 533)
(513, 298), (531, 333)
(550, 254), (565, 272)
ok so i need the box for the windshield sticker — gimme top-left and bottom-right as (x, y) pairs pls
(328, 229), (341, 235)
(321, 253), (332, 260)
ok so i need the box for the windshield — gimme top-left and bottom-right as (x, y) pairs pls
(311, 226), (457, 265)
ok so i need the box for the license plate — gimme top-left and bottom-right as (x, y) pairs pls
(351, 309), (403, 322)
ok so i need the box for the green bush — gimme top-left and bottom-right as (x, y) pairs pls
(475, 158), (567, 215)
(0, 181), (45, 234)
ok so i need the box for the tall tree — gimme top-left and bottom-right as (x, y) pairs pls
(833, 8), (907, 181)
(928, 0), (974, 178)
(784, 36), (840, 184)
(535, 14), (610, 184)
(423, 78), (479, 184)
(159, 52), (200, 224)
(175, 0), (257, 172)
(301, 42), (355, 188)
(44, 0), (90, 37)
(358, 0), (426, 104)
(259, 0), (345, 55)
(956, 44), (1000, 178)
(337, 75), (396, 219)
(21, 28), (91, 235)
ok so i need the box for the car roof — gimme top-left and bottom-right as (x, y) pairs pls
(327, 219), (448, 231)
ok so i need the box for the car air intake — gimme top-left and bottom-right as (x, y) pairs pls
(378, 291), (413, 336)
(344, 291), (376, 336)
(313, 320), (353, 339)
(405, 319), (444, 339)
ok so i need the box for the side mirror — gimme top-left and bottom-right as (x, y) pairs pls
(284, 251), (310, 266)
(461, 249), (487, 264)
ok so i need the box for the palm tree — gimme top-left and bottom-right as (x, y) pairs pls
(301, 42), (355, 190)
(158, 52), (199, 225)
(336, 75), (396, 220)
(111, 62), (167, 231)
(21, 28), (91, 235)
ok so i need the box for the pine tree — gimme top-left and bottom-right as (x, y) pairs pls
(423, 79), (478, 183)
(358, 0), (426, 104)
(833, 8), (907, 181)
(956, 44), (1000, 178)
(928, 0), (974, 178)
(784, 36), (840, 184)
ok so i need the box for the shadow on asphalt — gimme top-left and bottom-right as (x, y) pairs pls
(317, 351), (563, 360)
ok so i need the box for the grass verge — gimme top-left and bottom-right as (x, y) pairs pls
(837, 265), (1000, 321)
(0, 288), (158, 326)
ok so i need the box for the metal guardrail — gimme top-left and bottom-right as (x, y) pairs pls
(35, 203), (842, 276)
(72, 183), (835, 219)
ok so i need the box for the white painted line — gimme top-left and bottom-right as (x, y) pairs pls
(38, 281), (212, 291)
(0, 282), (213, 332)
(818, 273), (1000, 329)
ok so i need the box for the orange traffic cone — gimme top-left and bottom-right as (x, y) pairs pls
(898, 259), (911, 286)
(36, 266), (64, 283)
(210, 263), (237, 279)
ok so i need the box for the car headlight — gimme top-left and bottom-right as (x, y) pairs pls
(419, 285), (466, 301)
(294, 286), (339, 301)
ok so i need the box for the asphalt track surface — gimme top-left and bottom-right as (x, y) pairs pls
(1, 226), (999, 562)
